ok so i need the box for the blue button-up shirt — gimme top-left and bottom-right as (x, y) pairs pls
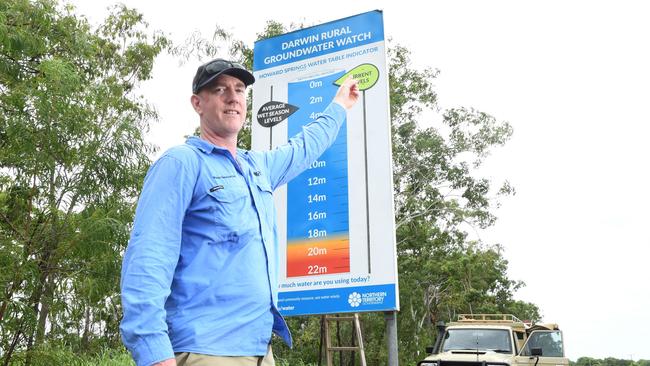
(120, 102), (346, 366)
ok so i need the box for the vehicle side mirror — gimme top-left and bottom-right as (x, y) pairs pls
(531, 348), (543, 356)
(426, 346), (435, 354)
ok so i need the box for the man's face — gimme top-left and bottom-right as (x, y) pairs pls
(192, 74), (247, 140)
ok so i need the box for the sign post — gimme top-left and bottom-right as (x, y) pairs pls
(252, 12), (398, 360)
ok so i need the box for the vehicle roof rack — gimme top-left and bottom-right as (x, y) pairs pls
(457, 314), (525, 324)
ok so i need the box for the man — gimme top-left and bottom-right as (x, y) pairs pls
(120, 58), (359, 366)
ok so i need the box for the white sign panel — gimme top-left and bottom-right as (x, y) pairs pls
(252, 10), (398, 316)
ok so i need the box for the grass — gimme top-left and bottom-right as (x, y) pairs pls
(9, 346), (135, 366)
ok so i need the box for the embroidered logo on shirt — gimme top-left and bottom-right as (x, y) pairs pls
(253, 171), (261, 176)
(209, 185), (225, 192)
(214, 175), (236, 179)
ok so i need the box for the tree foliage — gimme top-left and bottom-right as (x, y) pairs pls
(385, 42), (541, 365)
(573, 358), (650, 366)
(0, 0), (167, 364)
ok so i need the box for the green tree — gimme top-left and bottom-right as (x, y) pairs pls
(604, 358), (634, 366)
(575, 357), (602, 366)
(0, 0), (167, 364)
(574, 358), (650, 366)
(389, 44), (541, 364)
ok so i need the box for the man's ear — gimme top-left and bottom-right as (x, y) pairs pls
(190, 94), (202, 114)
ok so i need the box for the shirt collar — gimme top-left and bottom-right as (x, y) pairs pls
(186, 136), (219, 154)
(186, 136), (248, 158)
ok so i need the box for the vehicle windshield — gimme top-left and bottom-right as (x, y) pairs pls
(442, 329), (512, 353)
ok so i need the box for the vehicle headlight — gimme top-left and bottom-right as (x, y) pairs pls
(418, 362), (437, 366)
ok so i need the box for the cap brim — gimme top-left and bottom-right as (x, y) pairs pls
(221, 68), (255, 86)
(196, 67), (255, 93)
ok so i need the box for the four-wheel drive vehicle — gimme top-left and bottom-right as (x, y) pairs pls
(417, 314), (569, 366)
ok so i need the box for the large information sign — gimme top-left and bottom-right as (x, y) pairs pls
(252, 10), (398, 316)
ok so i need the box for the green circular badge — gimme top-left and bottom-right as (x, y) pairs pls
(334, 64), (380, 91)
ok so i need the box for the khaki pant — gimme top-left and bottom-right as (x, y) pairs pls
(175, 345), (275, 366)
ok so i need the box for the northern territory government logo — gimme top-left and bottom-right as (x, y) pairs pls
(348, 291), (387, 308)
(348, 292), (362, 307)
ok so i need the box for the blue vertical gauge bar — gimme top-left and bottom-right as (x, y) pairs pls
(286, 71), (350, 277)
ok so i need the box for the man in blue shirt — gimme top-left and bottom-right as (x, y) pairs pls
(120, 58), (359, 366)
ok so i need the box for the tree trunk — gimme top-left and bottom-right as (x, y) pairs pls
(82, 305), (91, 348)
(24, 248), (54, 366)
(35, 276), (53, 345)
(2, 326), (23, 366)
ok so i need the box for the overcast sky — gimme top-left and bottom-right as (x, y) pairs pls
(71, 0), (650, 361)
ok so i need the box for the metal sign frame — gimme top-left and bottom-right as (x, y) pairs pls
(252, 10), (399, 317)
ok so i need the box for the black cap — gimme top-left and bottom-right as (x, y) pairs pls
(192, 58), (255, 94)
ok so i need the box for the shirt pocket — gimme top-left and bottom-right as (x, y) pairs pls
(253, 178), (275, 229)
(205, 184), (249, 233)
(255, 179), (273, 195)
